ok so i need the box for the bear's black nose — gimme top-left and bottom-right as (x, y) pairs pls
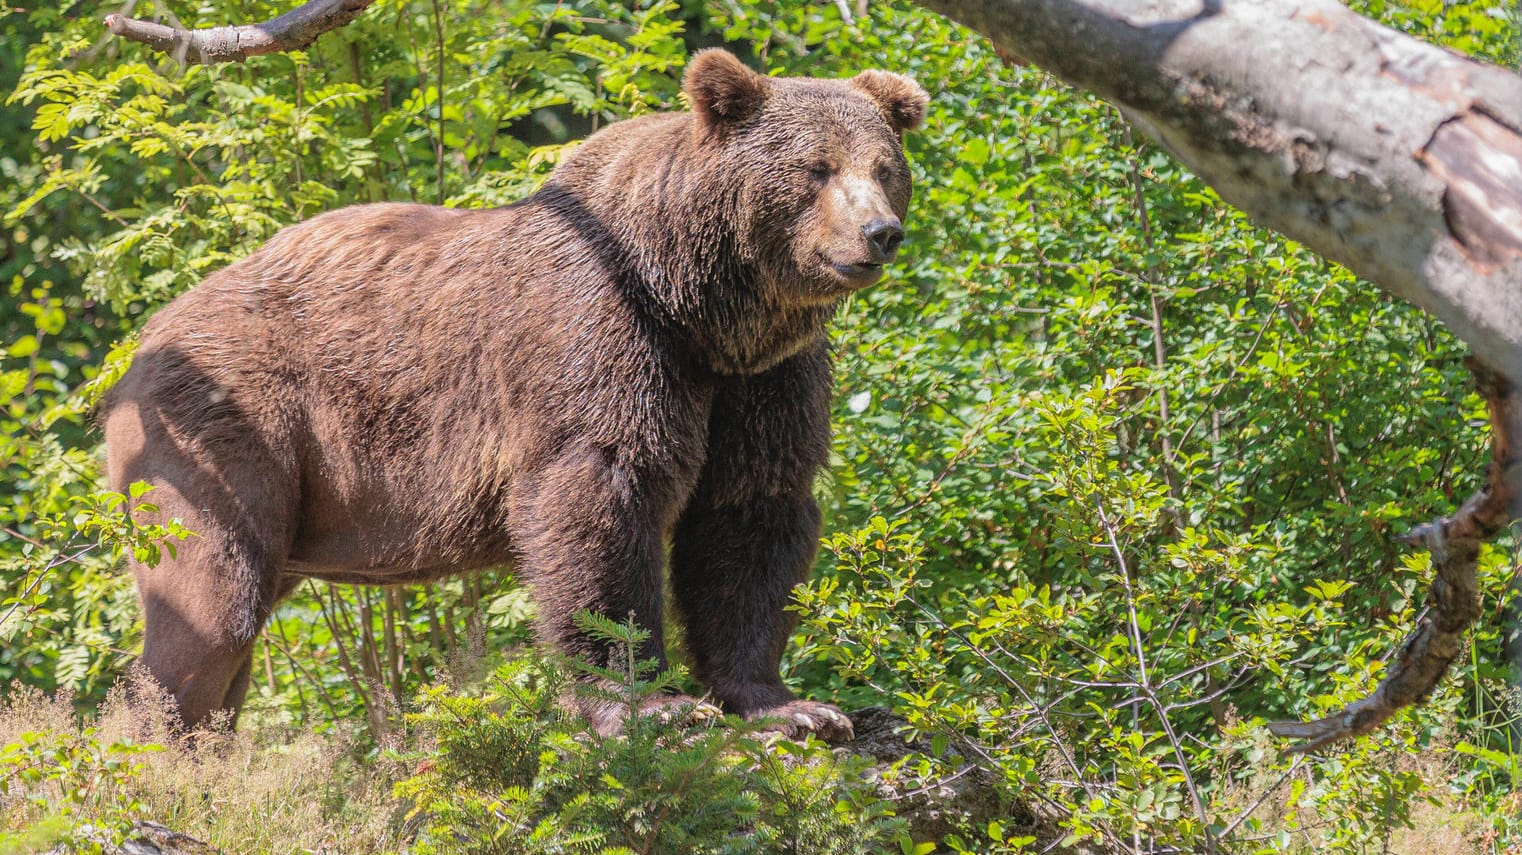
(862, 218), (904, 263)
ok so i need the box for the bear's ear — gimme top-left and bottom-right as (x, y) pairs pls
(685, 49), (771, 135)
(850, 70), (929, 133)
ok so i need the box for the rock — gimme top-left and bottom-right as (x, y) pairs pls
(50, 821), (220, 855)
(842, 706), (1116, 854)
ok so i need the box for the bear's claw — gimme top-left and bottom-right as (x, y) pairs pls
(748, 699), (855, 742)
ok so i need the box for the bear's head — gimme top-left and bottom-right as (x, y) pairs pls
(684, 50), (928, 305)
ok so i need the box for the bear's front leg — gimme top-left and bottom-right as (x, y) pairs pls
(670, 344), (853, 742)
(512, 445), (708, 736)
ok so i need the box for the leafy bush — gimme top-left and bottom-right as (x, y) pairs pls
(396, 616), (897, 855)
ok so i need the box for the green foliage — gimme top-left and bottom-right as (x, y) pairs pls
(567, 610), (688, 714)
(395, 626), (896, 855)
(3, 0), (1522, 851)
(0, 720), (159, 853)
(0, 482), (189, 699)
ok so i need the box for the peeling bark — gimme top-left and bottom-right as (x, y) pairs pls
(1421, 110), (1522, 270)
(104, 0), (376, 64)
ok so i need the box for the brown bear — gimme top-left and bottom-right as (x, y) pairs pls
(102, 49), (927, 739)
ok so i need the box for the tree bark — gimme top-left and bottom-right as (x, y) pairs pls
(911, 0), (1522, 377)
(104, 0), (376, 64)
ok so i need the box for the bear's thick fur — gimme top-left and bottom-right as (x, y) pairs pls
(103, 49), (927, 738)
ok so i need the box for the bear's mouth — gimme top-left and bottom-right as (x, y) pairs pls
(829, 261), (885, 282)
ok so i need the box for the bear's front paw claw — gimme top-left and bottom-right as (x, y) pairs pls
(647, 695), (722, 728)
(749, 700), (854, 743)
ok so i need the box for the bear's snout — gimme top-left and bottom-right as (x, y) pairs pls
(861, 217), (904, 263)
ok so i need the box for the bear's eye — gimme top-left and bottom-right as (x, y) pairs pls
(807, 162), (833, 183)
(873, 163), (893, 183)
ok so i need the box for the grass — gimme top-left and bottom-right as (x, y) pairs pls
(0, 675), (405, 853)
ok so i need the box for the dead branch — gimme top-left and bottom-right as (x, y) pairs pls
(103, 0), (377, 64)
(1268, 358), (1521, 753)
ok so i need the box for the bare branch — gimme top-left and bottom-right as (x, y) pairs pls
(103, 0), (376, 64)
(1268, 358), (1519, 753)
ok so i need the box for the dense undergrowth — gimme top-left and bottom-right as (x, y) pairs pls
(1, 620), (897, 855)
(3, 0), (1522, 852)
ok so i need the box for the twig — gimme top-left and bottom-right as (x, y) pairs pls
(1095, 499), (1218, 854)
(901, 596), (1137, 852)
(1217, 756), (1305, 840)
(0, 538), (95, 631)
(311, 580), (372, 712)
(261, 627), (340, 720)
(104, 0), (376, 64)
(1268, 357), (1518, 753)
(430, 0), (446, 205)
(1123, 132), (1183, 524)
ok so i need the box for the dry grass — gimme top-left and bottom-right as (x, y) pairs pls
(1207, 725), (1495, 855)
(1390, 791), (1487, 855)
(0, 672), (408, 853)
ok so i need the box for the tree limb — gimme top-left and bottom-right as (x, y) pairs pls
(911, 0), (1522, 378)
(104, 0), (377, 64)
(1268, 359), (1519, 753)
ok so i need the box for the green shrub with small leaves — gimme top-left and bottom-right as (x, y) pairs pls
(395, 616), (898, 855)
(0, 722), (159, 854)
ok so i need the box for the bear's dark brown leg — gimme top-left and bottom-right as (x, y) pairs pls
(511, 445), (697, 734)
(671, 498), (825, 707)
(670, 343), (853, 741)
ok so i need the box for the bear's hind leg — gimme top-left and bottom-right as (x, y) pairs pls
(112, 432), (293, 732)
(107, 348), (298, 733)
(133, 514), (286, 732)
